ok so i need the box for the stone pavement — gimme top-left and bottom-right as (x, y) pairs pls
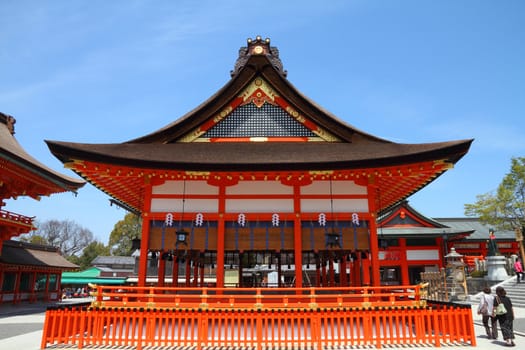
(0, 297), (523, 349)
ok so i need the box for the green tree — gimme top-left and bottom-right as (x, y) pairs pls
(465, 157), (525, 232)
(108, 213), (142, 256)
(69, 241), (110, 270)
(19, 233), (48, 245)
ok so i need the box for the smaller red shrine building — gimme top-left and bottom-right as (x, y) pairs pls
(0, 112), (84, 303)
(377, 200), (473, 285)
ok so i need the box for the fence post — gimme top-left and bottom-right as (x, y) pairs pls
(78, 308), (86, 349)
(40, 309), (52, 349)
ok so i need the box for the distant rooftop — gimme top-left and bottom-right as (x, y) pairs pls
(434, 217), (516, 241)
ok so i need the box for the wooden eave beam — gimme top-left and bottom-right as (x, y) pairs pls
(66, 158), (453, 214)
(0, 160), (66, 199)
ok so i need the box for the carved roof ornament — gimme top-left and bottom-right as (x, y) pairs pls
(0, 112), (16, 135)
(231, 36), (287, 78)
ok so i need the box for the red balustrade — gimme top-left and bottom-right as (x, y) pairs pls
(41, 285), (476, 349)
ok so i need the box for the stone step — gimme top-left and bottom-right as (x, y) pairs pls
(494, 278), (525, 308)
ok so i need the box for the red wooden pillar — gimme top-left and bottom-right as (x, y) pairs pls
(172, 258), (179, 287)
(215, 183), (226, 288)
(352, 253), (362, 286)
(361, 252), (371, 286)
(199, 262), (204, 286)
(239, 251), (244, 287)
(138, 182), (153, 287)
(0, 271), (4, 302)
(399, 239), (410, 285)
(277, 253), (282, 287)
(185, 258), (191, 286)
(340, 255), (347, 286)
(293, 185), (303, 289)
(328, 256), (335, 286)
(321, 257), (327, 286)
(158, 255), (166, 287)
(293, 215), (303, 289)
(193, 259), (199, 286)
(367, 182), (381, 286)
(216, 215), (225, 288)
(315, 253), (321, 287)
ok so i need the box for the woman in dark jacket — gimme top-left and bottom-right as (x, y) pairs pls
(494, 286), (515, 346)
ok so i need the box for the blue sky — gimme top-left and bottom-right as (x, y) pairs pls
(1, 1), (524, 243)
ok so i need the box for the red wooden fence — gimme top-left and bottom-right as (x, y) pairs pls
(41, 285), (476, 349)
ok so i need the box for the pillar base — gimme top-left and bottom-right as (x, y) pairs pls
(486, 255), (509, 281)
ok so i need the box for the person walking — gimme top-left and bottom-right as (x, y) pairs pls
(478, 287), (498, 339)
(514, 257), (524, 283)
(494, 286), (515, 346)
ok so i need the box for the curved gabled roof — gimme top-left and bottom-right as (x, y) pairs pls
(0, 112), (84, 200)
(127, 42), (389, 145)
(45, 37), (473, 213)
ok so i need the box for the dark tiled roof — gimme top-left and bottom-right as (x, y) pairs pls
(433, 217), (516, 241)
(91, 255), (135, 266)
(0, 240), (78, 269)
(46, 139), (472, 172)
(381, 227), (471, 238)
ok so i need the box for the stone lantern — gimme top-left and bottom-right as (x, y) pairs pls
(445, 248), (467, 301)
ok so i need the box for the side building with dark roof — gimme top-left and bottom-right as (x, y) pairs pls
(0, 113), (84, 303)
(0, 240), (78, 303)
(434, 217), (518, 258)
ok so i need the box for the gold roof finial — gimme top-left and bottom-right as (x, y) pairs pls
(231, 36), (287, 77)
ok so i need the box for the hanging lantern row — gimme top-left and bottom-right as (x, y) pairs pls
(271, 213), (280, 227)
(162, 212), (361, 227)
(237, 213), (246, 227)
(195, 213), (204, 227)
(165, 213), (174, 226)
(318, 213), (327, 226)
(352, 213), (360, 226)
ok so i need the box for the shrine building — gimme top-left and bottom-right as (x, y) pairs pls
(46, 36), (473, 289)
(0, 112), (84, 303)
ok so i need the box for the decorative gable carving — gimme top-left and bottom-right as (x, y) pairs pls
(181, 77), (339, 142)
(202, 103), (317, 138)
(240, 78), (279, 108)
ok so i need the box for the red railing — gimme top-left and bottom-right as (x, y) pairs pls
(88, 284), (426, 310)
(0, 209), (34, 226)
(41, 285), (476, 349)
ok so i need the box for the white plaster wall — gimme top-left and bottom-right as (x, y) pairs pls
(151, 198), (218, 213)
(406, 250), (440, 261)
(300, 198), (369, 213)
(152, 180), (218, 195)
(225, 199), (294, 213)
(301, 180), (367, 195)
(226, 181), (293, 195)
